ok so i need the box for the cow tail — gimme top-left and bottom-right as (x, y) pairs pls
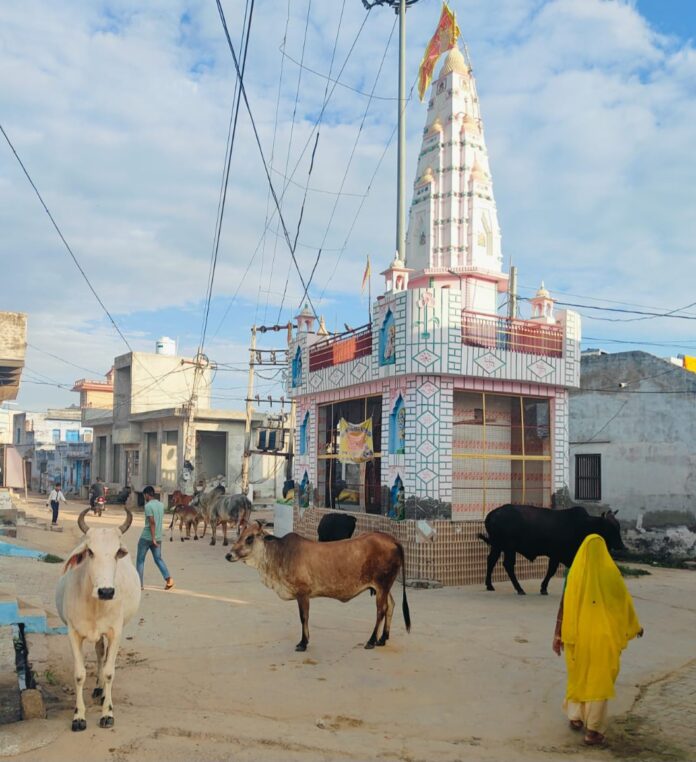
(477, 532), (492, 546)
(397, 542), (411, 633)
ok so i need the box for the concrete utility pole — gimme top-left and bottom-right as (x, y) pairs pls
(240, 325), (257, 496)
(508, 265), (518, 320)
(362, 0), (422, 261)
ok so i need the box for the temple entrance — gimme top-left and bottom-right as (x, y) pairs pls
(317, 395), (382, 513)
(452, 391), (551, 520)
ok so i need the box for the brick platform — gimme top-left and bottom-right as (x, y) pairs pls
(293, 507), (553, 588)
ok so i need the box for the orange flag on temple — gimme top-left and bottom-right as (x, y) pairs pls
(417, 2), (461, 101)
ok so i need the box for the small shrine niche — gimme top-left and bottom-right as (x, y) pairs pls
(379, 310), (396, 366)
(298, 471), (310, 508)
(291, 346), (303, 388)
(299, 411), (310, 455)
(389, 475), (405, 520)
(389, 395), (406, 455)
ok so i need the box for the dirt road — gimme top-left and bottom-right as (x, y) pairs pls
(2, 498), (695, 761)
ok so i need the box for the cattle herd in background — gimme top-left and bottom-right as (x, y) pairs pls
(56, 485), (629, 732)
(168, 478), (251, 545)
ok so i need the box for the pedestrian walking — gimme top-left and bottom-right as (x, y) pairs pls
(136, 486), (174, 591)
(46, 482), (67, 525)
(553, 533), (644, 746)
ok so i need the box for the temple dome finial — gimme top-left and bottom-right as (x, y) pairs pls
(439, 46), (468, 79)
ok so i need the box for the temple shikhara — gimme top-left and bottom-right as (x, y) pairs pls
(286, 42), (581, 580)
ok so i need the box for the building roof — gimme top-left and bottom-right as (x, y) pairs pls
(72, 378), (114, 393)
(45, 407), (82, 421)
(575, 351), (696, 394)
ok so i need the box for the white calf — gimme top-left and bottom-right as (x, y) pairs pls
(56, 507), (141, 731)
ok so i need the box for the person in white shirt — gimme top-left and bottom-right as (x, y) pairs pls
(46, 483), (67, 525)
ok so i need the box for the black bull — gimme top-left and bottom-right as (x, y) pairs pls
(478, 504), (626, 595)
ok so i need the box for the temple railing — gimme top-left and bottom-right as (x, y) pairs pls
(461, 311), (563, 358)
(308, 324), (373, 371)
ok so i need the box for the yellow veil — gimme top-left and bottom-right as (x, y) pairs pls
(561, 534), (642, 701)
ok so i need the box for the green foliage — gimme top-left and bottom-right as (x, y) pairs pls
(617, 564), (651, 578)
(41, 553), (64, 564)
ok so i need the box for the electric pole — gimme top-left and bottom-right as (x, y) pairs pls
(362, 0), (422, 261)
(508, 266), (518, 320)
(240, 325), (257, 496)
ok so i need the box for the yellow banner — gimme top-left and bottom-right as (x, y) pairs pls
(338, 417), (374, 464)
(418, 2), (461, 101)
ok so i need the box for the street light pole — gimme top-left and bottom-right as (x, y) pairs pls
(362, 0), (422, 261)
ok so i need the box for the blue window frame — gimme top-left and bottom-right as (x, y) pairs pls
(65, 430), (80, 443)
(52, 429), (61, 443)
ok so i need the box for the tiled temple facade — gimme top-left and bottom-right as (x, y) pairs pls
(284, 46), (581, 582)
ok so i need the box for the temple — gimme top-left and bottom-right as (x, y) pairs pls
(286, 45), (581, 529)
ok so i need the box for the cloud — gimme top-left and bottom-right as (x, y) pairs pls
(2, 0), (695, 411)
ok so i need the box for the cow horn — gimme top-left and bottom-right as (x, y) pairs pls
(255, 519), (265, 529)
(77, 508), (90, 534)
(119, 507), (134, 535)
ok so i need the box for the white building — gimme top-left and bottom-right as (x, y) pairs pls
(88, 348), (285, 503)
(13, 408), (93, 493)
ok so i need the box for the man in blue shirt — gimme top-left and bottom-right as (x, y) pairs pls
(136, 486), (174, 591)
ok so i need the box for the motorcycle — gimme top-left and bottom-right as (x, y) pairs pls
(93, 495), (106, 517)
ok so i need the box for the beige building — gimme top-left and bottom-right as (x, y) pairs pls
(72, 369), (114, 410)
(87, 349), (285, 503)
(0, 312), (26, 403)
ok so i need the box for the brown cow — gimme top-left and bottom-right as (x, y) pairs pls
(168, 504), (202, 542)
(168, 490), (202, 542)
(226, 523), (411, 651)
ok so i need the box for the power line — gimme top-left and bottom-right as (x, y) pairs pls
(0, 123), (133, 349)
(269, 167), (367, 198)
(26, 344), (104, 378)
(265, 0), (314, 323)
(1, 123), (192, 402)
(519, 283), (696, 319)
(582, 336), (696, 349)
(317, 74), (418, 303)
(254, 0), (291, 325)
(211, 7), (374, 335)
(277, 0), (350, 319)
(279, 44), (399, 101)
(296, 12), (396, 310)
(520, 297), (696, 321)
(215, 0), (317, 317)
(198, 0), (254, 356)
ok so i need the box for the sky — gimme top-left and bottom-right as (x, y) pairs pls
(1, 0), (695, 413)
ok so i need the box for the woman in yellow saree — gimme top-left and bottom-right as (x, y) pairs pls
(553, 534), (643, 746)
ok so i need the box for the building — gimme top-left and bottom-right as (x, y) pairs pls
(87, 348), (284, 503)
(72, 370), (114, 411)
(569, 351), (696, 525)
(0, 312), (26, 403)
(285, 46), (581, 584)
(0, 313), (26, 488)
(0, 404), (15, 446)
(13, 408), (93, 493)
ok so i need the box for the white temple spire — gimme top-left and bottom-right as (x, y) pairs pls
(404, 42), (508, 312)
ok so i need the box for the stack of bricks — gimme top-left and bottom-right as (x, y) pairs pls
(293, 507), (554, 587)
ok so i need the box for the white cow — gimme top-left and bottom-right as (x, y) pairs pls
(56, 507), (141, 731)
